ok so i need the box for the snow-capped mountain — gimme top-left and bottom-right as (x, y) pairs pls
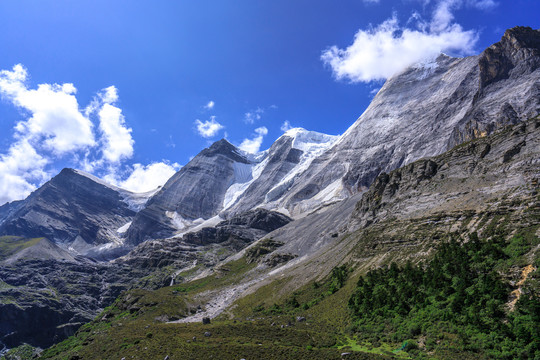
(254, 26), (540, 217)
(126, 130), (339, 244)
(2, 27), (539, 251)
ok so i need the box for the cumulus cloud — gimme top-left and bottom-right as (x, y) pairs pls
(195, 116), (224, 138)
(0, 64), (162, 204)
(244, 107), (264, 124)
(106, 161), (181, 193)
(239, 126), (268, 153)
(280, 120), (293, 132)
(0, 64), (96, 154)
(321, 2), (478, 82)
(92, 87), (134, 163)
(0, 139), (49, 205)
(204, 100), (215, 110)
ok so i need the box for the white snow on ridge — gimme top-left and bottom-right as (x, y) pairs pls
(265, 128), (338, 201)
(121, 188), (160, 212)
(222, 156), (270, 211)
(73, 169), (123, 191)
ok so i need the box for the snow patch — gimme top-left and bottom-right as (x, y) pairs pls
(165, 211), (192, 230)
(120, 188), (160, 212)
(222, 156), (269, 211)
(117, 221), (132, 234)
(175, 215), (223, 238)
(264, 129), (338, 203)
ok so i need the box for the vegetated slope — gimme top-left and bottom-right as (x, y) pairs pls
(0, 236), (76, 264)
(41, 117), (540, 360)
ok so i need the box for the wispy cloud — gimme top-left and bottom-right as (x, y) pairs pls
(244, 107), (264, 124)
(204, 100), (215, 110)
(321, 1), (479, 83)
(194, 116), (224, 138)
(239, 126), (268, 153)
(280, 120), (293, 132)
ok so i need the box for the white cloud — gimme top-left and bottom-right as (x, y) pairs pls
(0, 65), (138, 204)
(0, 139), (49, 205)
(321, 4), (478, 83)
(244, 107), (264, 124)
(195, 116), (224, 138)
(0, 64), (96, 154)
(204, 100), (215, 110)
(363, 0), (380, 3)
(280, 120), (293, 132)
(239, 126), (268, 153)
(467, 0), (497, 10)
(107, 161), (181, 193)
(100, 85), (119, 104)
(97, 102), (134, 163)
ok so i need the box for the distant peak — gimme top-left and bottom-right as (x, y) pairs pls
(210, 138), (233, 148)
(203, 138), (250, 163)
(280, 127), (339, 152)
(282, 127), (308, 138)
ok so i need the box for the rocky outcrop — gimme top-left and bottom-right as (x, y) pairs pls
(352, 116), (540, 228)
(119, 209), (291, 270)
(0, 169), (135, 255)
(448, 27), (540, 148)
(0, 258), (147, 349)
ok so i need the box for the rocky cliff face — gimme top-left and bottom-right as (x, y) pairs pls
(0, 169), (136, 256)
(126, 139), (253, 245)
(119, 209), (291, 270)
(352, 115), (540, 229)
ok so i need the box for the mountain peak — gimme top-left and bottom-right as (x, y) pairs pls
(479, 26), (540, 89)
(280, 128), (339, 153)
(501, 26), (540, 48)
(203, 138), (250, 164)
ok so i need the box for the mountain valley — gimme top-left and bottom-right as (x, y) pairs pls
(0, 26), (539, 360)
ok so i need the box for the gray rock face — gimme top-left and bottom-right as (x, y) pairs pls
(119, 209), (291, 270)
(351, 116), (540, 228)
(223, 136), (305, 215)
(269, 27), (540, 216)
(126, 139), (251, 245)
(0, 168), (135, 254)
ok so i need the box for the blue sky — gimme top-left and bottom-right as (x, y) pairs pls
(0, 0), (538, 204)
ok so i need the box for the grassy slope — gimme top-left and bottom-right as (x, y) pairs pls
(40, 192), (539, 360)
(0, 236), (42, 261)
